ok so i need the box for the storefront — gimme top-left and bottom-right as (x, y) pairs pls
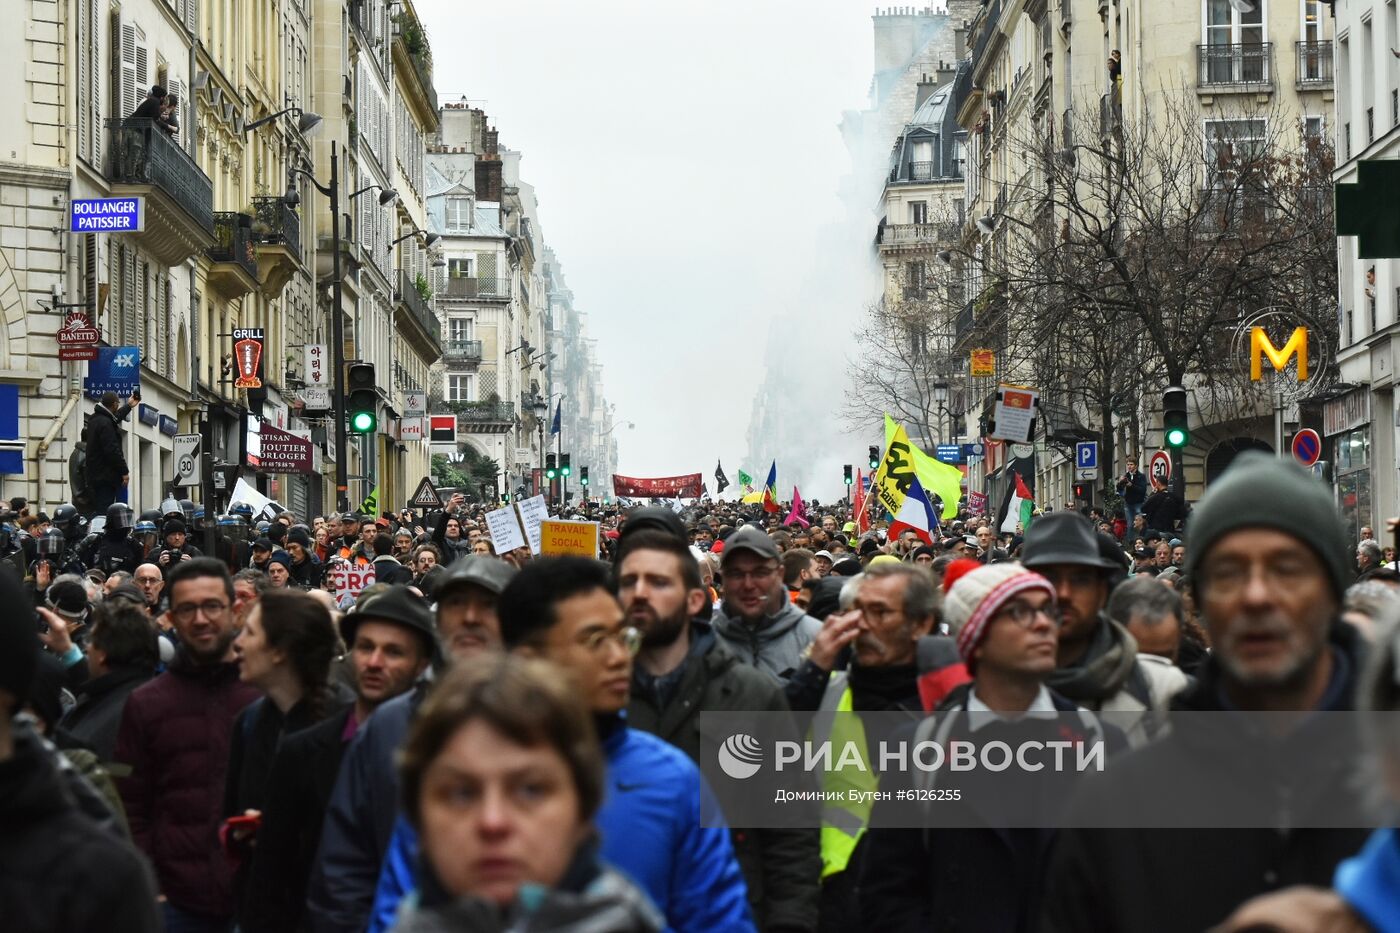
(1324, 389), (1372, 543)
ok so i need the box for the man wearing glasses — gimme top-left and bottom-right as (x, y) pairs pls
(712, 526), (822, 688)
(114, 557), (261, 933)
(1020, 511), (1187, 747)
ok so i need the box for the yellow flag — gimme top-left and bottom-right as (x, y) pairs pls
(360, 485), (379, 515)
(875, 415), (962, 520)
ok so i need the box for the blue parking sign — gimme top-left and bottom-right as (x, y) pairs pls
(1075, 441), (1098, 469)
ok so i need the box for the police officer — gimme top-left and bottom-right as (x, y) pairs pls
(82, 502), (144, 577)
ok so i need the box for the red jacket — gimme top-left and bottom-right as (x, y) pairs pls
(114, 652), (260, 919)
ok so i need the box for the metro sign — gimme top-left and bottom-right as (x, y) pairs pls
(57, 310), (100, 361)
(1250, 326), (1308, 381)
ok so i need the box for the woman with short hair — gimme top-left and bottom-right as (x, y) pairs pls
(392, 655), (662, 932)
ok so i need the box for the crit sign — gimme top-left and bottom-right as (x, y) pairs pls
(1149, 450), (1172, 484)
(1291, 428), (1322, 468)
(409, 476), (443, 510)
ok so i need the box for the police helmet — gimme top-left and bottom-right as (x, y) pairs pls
(36, 527), (65, 556)
(106, 502), (135, 531)
(178, 499), (196, 522)
(52, 503), (79, 530)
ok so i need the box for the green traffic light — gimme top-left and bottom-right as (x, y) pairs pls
(1166, 427), (1188, 448)
(350, 411), (376, 433)
(581, 477), (589, 486)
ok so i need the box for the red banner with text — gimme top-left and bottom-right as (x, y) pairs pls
(612, 473), (704, 499)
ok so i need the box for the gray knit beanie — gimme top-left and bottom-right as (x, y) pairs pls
(1184, 451), (1351, 599)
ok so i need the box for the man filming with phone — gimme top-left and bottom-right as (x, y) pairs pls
(1115, 457), (1148, 532)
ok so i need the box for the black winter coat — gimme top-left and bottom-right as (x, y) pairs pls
(57, 666), (153, 762)
(1041, 622), (1372, 933)
(0, 718), (161, 933)
(241, 706), (357, 933)
(84, 404), (129, 488)
(1140, 489), (1183, 533)
(628, 625), (821, 932)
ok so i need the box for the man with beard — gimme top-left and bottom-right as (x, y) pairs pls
(114, 558), (261, 932)
(1043, 453), (1371, 933)
(619, 528), (821, 933)
(242, 588), (435, 933)
(1021, 511), (1187, 746)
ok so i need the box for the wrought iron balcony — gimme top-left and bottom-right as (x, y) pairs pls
(104, 118), (214, 265)
(207, 212), (259, 298)
(891, 161), (935, 183)
(453, 400), (516, 426)
(252, 196), (301, 263)
(1197, 42), (1274, 90)
(443, 339), (483, 364)
(442, 276), (511, 301)
(1295, 40), (1333, 88)
(395, 269), (443, 357)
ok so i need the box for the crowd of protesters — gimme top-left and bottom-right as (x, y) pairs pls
(4, 450), (1400, 932)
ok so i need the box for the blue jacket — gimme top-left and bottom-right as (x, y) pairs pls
(369, 722), (755, 933)
(307, 685), (422, 933)
(1335, 828), (1400, 933)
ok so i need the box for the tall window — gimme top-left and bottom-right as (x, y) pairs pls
(445, 197), (472, 232)
(446, 374), (475, 402)
(1205, 119), (1266, 187)
(910, 201), (928, 224)
(1204, 0), (1264, 82)
(448, 317), (474, 344)
(447, 257), (472, 279)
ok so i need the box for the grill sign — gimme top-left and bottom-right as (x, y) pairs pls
(233, 328), (264, 389)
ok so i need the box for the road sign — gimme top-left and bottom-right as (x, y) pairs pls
(1149, 450), (1172, 483)
(1291, 428), (1322, 467)
(1075, 467), (1099, 480)
(172, 434), (201, 487)
(409, 476), (443, 509)
(1075, 441), (1099, 469)
(934, 444), (964, 464)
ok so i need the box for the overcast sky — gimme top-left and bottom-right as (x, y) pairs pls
(415, 0), (885, 486)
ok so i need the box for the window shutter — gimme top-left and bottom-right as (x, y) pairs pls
(84, 234), (98, 315)
(119, 21), (138, 119)
(168, 78), (187, 155)
(134, 29), (149, 110)
(78, 0), (91, 163)
(183, 0), (197, 36)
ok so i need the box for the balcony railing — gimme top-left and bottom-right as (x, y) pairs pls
(396, 269), (442, 344)
(209, 212), (258, 277)
(882, 223), (960, 247)
(443, 339), (483, 363)
(453, 400), (516, 424)
(251, 195), (301, 262)
(443, 276), (511, 300)
(1197, 42), (1274, 89)
(105, 118), (213, 233)
(1295, 40), (1333, 88)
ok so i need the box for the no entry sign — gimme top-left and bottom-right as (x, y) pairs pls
(1291, 428), (1322, 467)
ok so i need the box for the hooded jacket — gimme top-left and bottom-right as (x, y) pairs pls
(56, 665), (152, 762)
(1042, 621), (1372, 933)
(1045, 615), (1188, 747)
(628, 624), (820, 932)
(711, 590), (821, 685)
(367, 716), (755, 933)
(114, 649), (261, 919)
(0, 717), (161, 933)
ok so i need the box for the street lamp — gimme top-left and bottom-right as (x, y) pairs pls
(389, 228), (440, 250)
(245, 107), (323, 135)
(289, 144), (396, 511)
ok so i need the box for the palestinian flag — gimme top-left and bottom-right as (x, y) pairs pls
(999, 471), (1035, 535)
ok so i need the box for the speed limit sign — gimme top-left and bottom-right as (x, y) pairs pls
(173, 434), (202, 487)
(1149, 450), (1172, 484)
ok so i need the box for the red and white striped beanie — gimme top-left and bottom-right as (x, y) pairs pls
(942, 560), (1056, 666)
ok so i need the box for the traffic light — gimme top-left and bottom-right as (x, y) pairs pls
(347, 363), (377, 434)
(1073, 482), (1088, 501)
(868, 445), (880, 470)
(560, 453), (572, 478)
(580, 466), (589, 486)
(843, 464), (853, 486)
(1163, 385), (1189, 449)
(502, 491), (511, 503)
(546, 454), (557, 480)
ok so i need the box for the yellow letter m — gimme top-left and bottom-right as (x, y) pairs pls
(1250, 326), (1308, 381)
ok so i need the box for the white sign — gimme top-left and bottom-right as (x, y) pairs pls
(1075, 467), (1100, 480)
(399, 417), (424, 442)
(231, 477), (274, 518)
(302, 387), (332, 410)
(404, 391), (426, 416)
(485, 505), (526, 554)
(515, 494), (551, 555)
(327, 561), (376, 600)
(991, 385), (1039, 444)
(305, 344), (329, 385)
(172, 434), (201, 487)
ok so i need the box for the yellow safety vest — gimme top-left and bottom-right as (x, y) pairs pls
(815, 676), (880, 879)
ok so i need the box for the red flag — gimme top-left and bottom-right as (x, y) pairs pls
(853, 468), (870, 534)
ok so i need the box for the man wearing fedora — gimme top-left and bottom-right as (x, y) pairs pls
(1021, 511), (1187, 746)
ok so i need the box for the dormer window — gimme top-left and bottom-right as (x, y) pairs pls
(446, 196), (472, 233)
